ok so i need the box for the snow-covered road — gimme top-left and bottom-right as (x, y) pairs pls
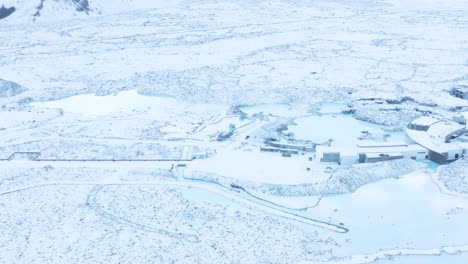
(0, 164), (348, 233)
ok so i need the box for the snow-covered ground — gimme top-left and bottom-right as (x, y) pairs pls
(1, 0), (468, 263)
(434, 158), (468, 197)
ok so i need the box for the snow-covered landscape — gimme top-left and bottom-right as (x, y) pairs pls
(1, 0), (468, 263)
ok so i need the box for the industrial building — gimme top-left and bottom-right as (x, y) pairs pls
(318, 115), (468, 165)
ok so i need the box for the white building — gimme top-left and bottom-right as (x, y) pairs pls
(316, 144), (428, 166)
(406, 115), (468, 164)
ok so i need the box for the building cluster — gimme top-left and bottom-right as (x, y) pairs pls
(257, 104), (468, 166)
(316, 143), (428, 166)
(316, 114), (468, 165)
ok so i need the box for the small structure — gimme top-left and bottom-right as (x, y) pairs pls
(192, 152), (208, 159)
(260, 140), (313, 156)
(217, 131), (234, 141)
(260, 147), (299, 155)
(260, 146), (279, 153)
(453, 115), (467, 125)
(266, 141), (315, 152)
(321, 151), (340, 163)
(450, 85), (468, 100)
(364, 153), (404, 163)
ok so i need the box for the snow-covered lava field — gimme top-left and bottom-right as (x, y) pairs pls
(1, 0), (468, 263)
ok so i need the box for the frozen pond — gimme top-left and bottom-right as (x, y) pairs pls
(317, 102), (349, 114)
(30, 90), (225, 118)
(31, 90), (175, 116)
(240, 103), (311, 117)
(239, 102), (349, 117)
(289, 102), (406, 146)
(240, 103), (406, 147)
(307, 172), (468, 258)
(288, 114), (407, 147)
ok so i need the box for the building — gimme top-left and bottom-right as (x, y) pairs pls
(217, 131), (234, 141)
(192, 152), (208, 159)
(406, 116), (440, 131)
(364, 153), (404, 163)
(316, 144), (428, 166)
(266, 141), (315, 152)
(317, 115), (468, 165)
(406, 116), (468, 164)
(260, 147), (299, 155)
(453, 115), (467, 125)
(450, 85), (468, 100)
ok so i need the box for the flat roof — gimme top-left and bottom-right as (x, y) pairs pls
(406, 128), (468, 153)
(357, 141), (408, 148)
(430, 120), (464, 135)
(357, 144), (426, 154)
(410, 116), (441, 127)
(317, 144), (427, 156)
(316, 145), (356, 156)
(366, 152), (403, 158)
(406, 115), (468, 153)
(268, 142), (312, 148)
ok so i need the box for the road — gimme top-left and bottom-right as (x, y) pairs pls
(0, 159), (348, 233)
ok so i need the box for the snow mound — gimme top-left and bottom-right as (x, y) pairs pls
(436, 158), (468, 195)
(0, 79), (27, 97)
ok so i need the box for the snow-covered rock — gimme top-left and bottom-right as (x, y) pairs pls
(0, 79), (27, 97)
(435, 158), (468, 195)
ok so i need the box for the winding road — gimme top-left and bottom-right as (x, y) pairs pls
(0, 159), (348, 233)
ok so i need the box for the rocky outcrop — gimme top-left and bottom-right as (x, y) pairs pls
(74, 0), (89, 12)
(0, 79), (28, 97)
(0, 5), (16, 20)
(436, 158), (468, 195)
